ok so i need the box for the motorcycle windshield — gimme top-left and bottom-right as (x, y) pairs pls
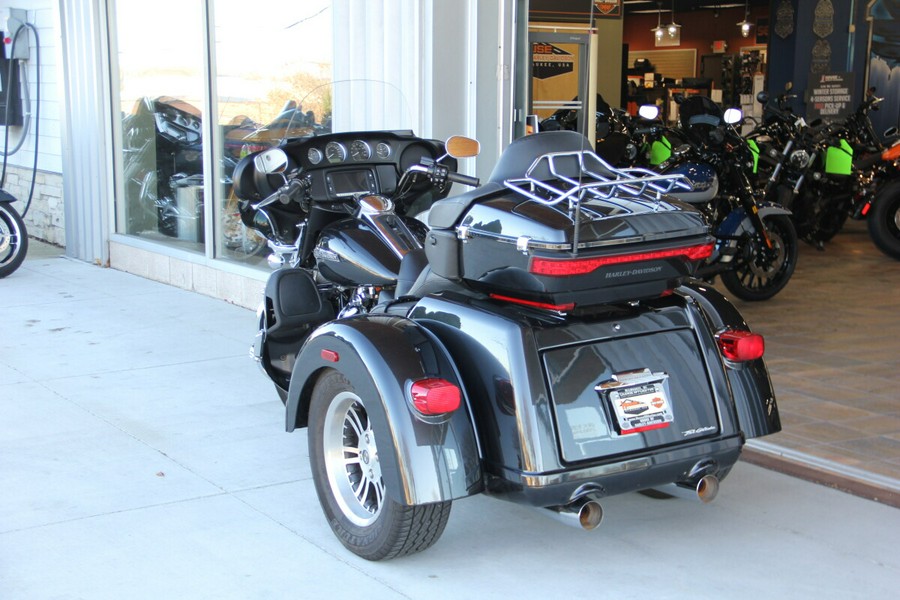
(240, 79), (415, 147)
(678, 95), (724, 129)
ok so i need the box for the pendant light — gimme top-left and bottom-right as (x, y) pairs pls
(667, 0), (681, 38)
(737, 0), (753, 38)
(651, 3), (665, 41)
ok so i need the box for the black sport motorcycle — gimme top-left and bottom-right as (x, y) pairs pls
(655, 95), (799, 301)
(232, 88), (780, 560)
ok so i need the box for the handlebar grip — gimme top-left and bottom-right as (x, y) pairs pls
(448, 171), (480, 187)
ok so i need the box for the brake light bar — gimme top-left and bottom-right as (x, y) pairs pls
(529, 243), (714, 277)
(489, 293), (575, 312)
(717, 330), (765, 362)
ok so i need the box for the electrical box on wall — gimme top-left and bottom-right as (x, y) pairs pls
(0, 8), (29, 60)
(0, 28), (23, 126)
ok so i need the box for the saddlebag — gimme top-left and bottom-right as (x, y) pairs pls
(432, 149), (712, 307)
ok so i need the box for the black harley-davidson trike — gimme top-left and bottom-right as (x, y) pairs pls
(232, 111), (781, 560)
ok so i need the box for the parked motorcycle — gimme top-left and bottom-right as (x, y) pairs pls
(232, 84), (781, 560)
(0, 189), (27, 277)
(655, 95), (798, 301)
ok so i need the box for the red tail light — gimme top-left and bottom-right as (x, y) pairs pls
(717, 330), (765, 362)
(489, 293), (575, 312)
(410, 378), (461, 415)
(529, 243), (714, 277)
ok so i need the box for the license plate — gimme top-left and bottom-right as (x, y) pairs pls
(596, 369), (673, 435)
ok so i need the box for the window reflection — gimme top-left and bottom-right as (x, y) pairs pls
(213, 1), (333, 265)
(115, 0), (206, 252)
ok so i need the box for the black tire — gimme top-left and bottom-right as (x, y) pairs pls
(307, 369), (451, 560)
(867, 182), (900, 260)
(0, 203), (28, 278)
(721, 214), (798, 301)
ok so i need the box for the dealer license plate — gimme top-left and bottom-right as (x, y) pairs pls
(596, 369), (673, 435)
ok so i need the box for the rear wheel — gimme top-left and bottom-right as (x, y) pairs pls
(721, 214), (798, 301)
(308, 369), (451, 560)
(867, 183), (900, 260)
(0, 203), (28, 278)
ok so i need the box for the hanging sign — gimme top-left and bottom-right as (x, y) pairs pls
(807, 72), (854, 121)
(775, 0), (794, 39)
(593, 1), (622, 18)
(813, 0), (835, 39)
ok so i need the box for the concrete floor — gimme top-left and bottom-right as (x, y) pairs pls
(1, 232), (898, 599)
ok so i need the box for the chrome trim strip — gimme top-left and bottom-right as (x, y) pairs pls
(520, 457), (653, 488)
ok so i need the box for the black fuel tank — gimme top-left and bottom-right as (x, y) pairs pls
(314, 218), (401, 286)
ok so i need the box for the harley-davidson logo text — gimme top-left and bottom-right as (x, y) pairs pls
(604, 265), (663, 279)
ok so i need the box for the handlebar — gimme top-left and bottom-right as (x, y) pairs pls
(448, 171), (480, 187)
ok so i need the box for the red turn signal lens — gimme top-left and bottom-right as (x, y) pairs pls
(410, 378), (461, 415)
(717, 330), (765, 362)
(529, 243), (714, 277)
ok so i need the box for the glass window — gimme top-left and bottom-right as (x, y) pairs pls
(114, 0), (207, 253)
(213, 0), (333, 265)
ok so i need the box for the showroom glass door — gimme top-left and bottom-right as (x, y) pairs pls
(112, 0), (207, 253)
(528, 33), (591, 139)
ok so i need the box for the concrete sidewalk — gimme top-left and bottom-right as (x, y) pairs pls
(2, 251), (898, 599)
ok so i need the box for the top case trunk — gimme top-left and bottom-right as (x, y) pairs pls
(453, 151), (712, 308)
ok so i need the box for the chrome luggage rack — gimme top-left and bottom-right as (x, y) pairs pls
(503, 149), (691, 209)
(501, 149), (694, 255)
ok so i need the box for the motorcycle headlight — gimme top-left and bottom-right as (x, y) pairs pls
(789, 149), (810, 169)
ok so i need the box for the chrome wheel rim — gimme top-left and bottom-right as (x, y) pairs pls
(322, 391), (384, 527)
(0, 209), (22, 264)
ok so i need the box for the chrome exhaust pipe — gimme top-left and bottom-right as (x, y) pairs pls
(544, 494), (604, 530)
(649, 474), (721, 503)
(665, 474), (720, 503)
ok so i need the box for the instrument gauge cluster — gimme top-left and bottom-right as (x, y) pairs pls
(301, 137), (398, 168)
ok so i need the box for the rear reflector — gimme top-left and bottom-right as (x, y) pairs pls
(410, 378), (461, 415)
(489, 293), (575, 312)
(717, 330), (765, 361)
(529, 243), (714, 277)
(320, 349), (340, 362)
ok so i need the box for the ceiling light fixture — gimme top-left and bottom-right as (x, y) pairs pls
(651, 2), (665, 41)
(737, 0), (753, 38)
(667, 0), (681, 38)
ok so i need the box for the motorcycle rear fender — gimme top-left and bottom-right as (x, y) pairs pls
(0, 189), (18, 203)
(285, 316), (483, 505)
(717, 202), (791, 238)
(678, 281), (781, 439)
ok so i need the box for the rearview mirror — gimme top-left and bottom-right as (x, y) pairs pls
(638, 104), (660, 120)
(254, 148), (289, 175)
(723, 108), (743, 125)
(445, 136), (480, 159)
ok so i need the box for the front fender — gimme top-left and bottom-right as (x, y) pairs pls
(678, 281), (781, 439)
(286, 315), (483, 505)
(717, 202), (792, 238)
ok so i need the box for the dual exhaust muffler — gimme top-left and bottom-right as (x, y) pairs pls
(544, 473), (721, 531)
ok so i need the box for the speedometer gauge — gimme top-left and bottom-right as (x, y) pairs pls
(350, 140), (371, 161)
(325, 141), (347, 163)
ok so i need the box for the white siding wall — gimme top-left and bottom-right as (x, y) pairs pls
(0, 0), (61, 174)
